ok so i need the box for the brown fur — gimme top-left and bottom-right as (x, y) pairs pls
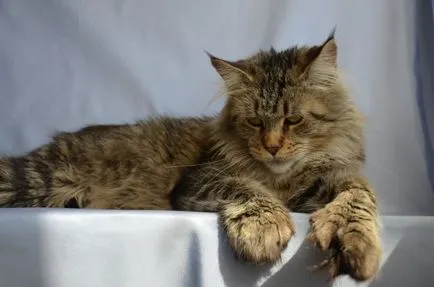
(0, 32), (381, 282)
(0, 118), (211, 209)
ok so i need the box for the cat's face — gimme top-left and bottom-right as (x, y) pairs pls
(211, 33), (362, 174)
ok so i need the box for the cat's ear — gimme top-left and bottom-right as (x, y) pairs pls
(207, 52), (254, 85)
(305, 29), (338, 87)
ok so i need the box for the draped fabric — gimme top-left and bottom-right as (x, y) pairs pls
(0, 1), (433, 286)
(415, 0), (434, 203)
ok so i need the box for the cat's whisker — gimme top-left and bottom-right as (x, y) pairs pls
(224, 88), (253, 97)
(197, 157), (244, 196)
(200, 155), (250, 188)
(204, 87), (253, 111)
(165, 159), (226, 169)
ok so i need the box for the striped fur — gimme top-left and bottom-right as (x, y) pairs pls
(0, 117), (211, 209)
(0, 34), (381, 282)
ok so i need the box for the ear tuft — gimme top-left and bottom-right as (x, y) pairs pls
(326, 27), (336, 42)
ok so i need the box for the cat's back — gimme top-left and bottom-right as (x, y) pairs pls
(133, 116), (214, 165)
(34, 116), (215, 209)
(53, 116), (214, 166)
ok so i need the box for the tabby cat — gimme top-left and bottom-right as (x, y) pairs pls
(0, 32), (381, 282)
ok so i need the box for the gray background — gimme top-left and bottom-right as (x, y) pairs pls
(0, 1), (433, 286)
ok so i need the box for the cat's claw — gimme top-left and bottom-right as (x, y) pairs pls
(308, 206), (382, 282)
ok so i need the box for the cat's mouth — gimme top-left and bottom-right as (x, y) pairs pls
(263, 159), (296, 174)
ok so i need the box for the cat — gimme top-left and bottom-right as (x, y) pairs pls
(0, 31), (381, 282)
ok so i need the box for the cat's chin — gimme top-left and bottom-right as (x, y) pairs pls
(264, 160), (295, 175)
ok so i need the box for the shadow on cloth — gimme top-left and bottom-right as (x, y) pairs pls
(217, 220), (331, 287)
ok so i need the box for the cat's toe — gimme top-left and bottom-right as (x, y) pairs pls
(337, 229), (382, 281)
(222, 206), (295, 264)
(309, 206), (381, 282)
(310, 227), (381, 282)
(308, 209), (341, 251)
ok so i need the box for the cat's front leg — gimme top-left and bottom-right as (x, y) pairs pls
(308, 175), (382, 282)
(172, 168), (295, 264)
(219, 178), (295, 264)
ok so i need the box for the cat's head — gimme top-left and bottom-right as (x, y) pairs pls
(210, 32), (364, 174)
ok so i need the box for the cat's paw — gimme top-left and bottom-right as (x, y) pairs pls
(308, 205), (382, 282)
(221, 203), (295, 264)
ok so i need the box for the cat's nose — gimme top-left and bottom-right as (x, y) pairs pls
(262, 130), (283, 156)
(265, 144), (281, 156)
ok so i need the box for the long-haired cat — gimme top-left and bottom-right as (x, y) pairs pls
(0, 32), (381, 282)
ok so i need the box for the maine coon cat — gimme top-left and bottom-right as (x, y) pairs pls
(0, 32), (381, 282)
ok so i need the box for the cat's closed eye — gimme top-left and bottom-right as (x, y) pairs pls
(247, 118), (262, 128)
(283, 115), (303, 128)
(309, 112), (336, 122)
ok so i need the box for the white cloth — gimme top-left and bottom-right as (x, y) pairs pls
(0, 1), (433, 286)
(0, 209), (432, 287)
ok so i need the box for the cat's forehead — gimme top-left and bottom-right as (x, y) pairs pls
(252, 47), (308, 111)
(254, 46), (311, 80)
(258, 74), (290, 112)
(251, 90), (302, 119)
(254, 96), (294, 118)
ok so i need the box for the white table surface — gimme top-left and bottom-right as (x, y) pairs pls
(0, 209), (432, 287)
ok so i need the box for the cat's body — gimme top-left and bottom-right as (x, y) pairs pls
(0, 117), (211, 209)
(0, 32), (381, 282)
